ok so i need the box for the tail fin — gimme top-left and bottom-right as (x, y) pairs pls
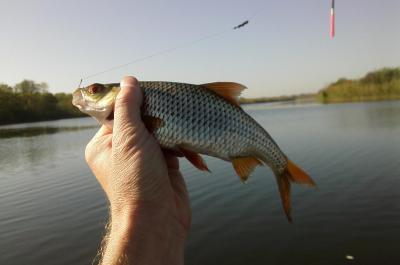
(275, 159), (316, 222)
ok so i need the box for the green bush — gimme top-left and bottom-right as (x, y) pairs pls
(318, 67), (400, 103)
(0, 80), (85, 125)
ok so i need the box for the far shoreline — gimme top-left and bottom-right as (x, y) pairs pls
(240, 96), (400, 105)
(1, 97), (399, 127)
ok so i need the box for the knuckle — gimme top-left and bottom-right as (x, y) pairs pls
(112, 132), (150, 162)
(114, 97), (132, 117)
(114, 97), (129, 111)
(85, 138), (101, 165)
(84, 142), (94, 164)
(115, 123), (146, 144)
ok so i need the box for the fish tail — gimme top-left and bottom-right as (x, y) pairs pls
(274, 159), (316, 222)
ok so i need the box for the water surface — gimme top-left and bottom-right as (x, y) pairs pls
(0, 101), (399, 265)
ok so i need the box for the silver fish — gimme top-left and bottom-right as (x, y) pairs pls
(72, 81), (316, 221)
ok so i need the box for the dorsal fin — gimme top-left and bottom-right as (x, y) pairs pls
(201, 82), (246, 106)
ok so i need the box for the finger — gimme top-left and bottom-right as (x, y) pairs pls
(93, 125), (112, 139)
(164, 152), (189, 203)
(163, 149), (184, 158)
(168, 163), (190, 209)
(113, 76), (144, 133)
(169, 169), (187, 193)
(85, 125), (112, 164)
(90, 125), (112, 149)
(163, 151), (180, 170)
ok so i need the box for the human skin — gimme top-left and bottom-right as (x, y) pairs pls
(85, 76), (191, 265)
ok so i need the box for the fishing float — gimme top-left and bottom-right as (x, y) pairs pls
(330, 0), (335, 38)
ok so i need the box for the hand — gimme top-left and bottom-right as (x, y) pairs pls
(85, 76), (191, 265)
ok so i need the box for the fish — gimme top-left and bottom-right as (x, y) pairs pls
(72, 81), (316, 221)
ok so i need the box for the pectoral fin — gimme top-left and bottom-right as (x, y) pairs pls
(179, 146), (210, 172)
(142, 116), (164, 133)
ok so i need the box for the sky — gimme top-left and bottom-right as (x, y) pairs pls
(0, 0), (399, 97)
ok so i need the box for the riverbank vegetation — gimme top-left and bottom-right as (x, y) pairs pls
(1, 67), (399, 125)
(239, 93), (316, 105)
(318, 67), (400, 103)
(0, 80), (84, 125)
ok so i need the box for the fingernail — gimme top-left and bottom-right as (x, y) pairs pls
(120, 81), (129, 91)
(120, 76), (137, 91)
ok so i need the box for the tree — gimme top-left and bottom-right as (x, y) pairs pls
(14, 80), (48, 94)
(0, 83), (12, 92)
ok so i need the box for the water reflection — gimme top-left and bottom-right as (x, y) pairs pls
(0, 102), (399, 265)
(0, 125), (98, 138)
(327, 101), (400, 130)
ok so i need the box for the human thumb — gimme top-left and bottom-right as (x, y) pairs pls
(113, 76), (145, 136)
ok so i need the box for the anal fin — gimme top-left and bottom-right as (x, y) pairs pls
(232, 157), (262, 182)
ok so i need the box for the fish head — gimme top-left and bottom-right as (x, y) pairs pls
(72, 83), (120, 126)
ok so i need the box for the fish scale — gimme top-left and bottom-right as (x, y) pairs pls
(139, 81), (287, 171)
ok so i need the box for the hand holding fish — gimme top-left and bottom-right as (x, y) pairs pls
(85, 76), (190, 265)
(74, 77), (316, 223)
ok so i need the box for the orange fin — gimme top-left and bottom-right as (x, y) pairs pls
(275, 159), (316, 222)
(143, 116), (164, 133)
(163, 149), (184, 157)
(286, 160), (316, 187)
(232, 157), (262, 182)
(201, 82), (246, 106)
(276, 174), (292, 222)
(179, 147), (210, 172)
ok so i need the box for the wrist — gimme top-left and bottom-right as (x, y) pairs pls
(105, 202), (186, 265)
(110, 197), (189, 238)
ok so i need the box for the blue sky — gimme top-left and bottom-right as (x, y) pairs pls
(0, 0), (399, 97)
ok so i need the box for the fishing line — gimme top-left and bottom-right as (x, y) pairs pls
(80, 17), (254, 84)
(248, 5), (265, 21)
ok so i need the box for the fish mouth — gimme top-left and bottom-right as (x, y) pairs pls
(72, 89), (106, 112)
(72, 88), (111, 124)
(72, 89), (85, 110)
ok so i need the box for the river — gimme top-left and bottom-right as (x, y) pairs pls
(0, 101), (399, 265)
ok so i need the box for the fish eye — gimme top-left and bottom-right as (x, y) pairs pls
(87, 83), (103, 94)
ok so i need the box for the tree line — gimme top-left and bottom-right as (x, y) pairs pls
(0, 80), (85, 125)
(2, 68), (399, 125)
(318, 67), (400, 103)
